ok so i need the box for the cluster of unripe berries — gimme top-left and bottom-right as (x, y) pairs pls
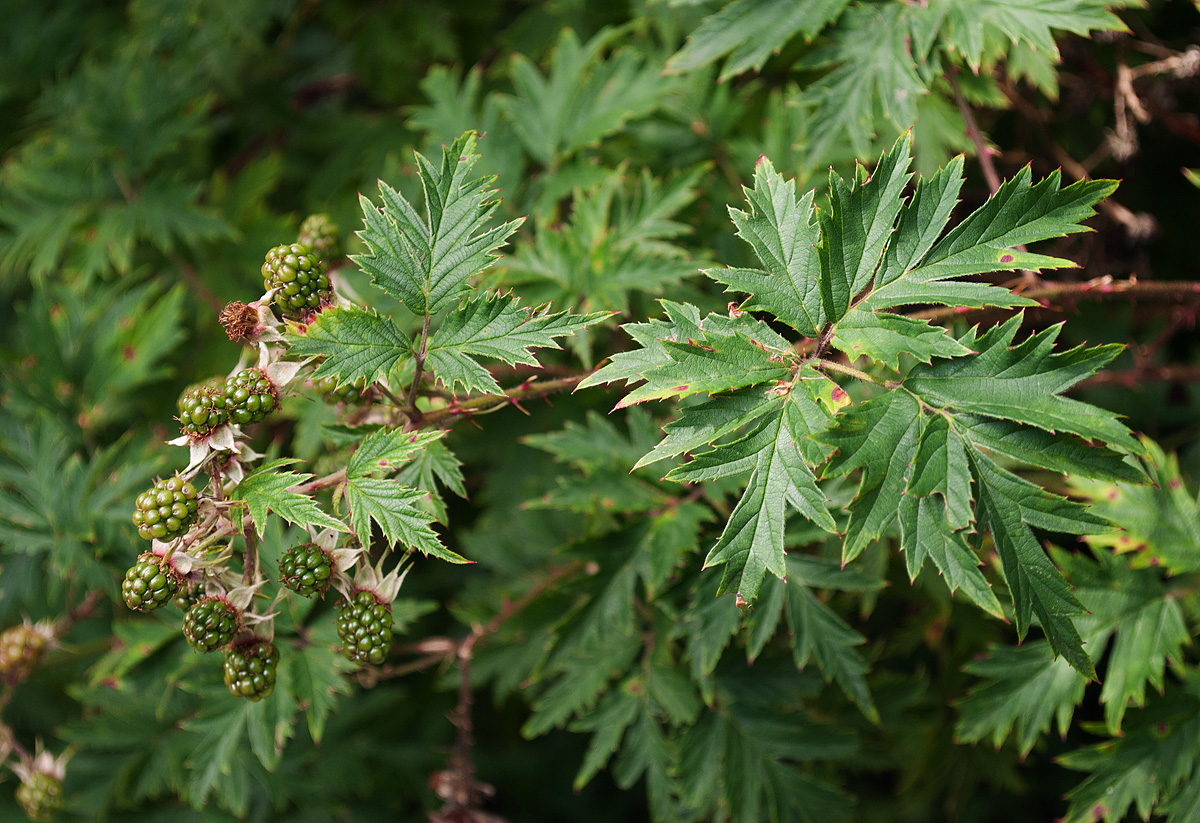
(0, 623), (51, 686)
(121, 505), (395, 701)
(132, 477), (199, 541)
(1, 622), (65, 819)
(15, 771), (62, 821)
(263, 243), (332, 315)
(178, 367), (279, 438)
(117, 217), (397, 702)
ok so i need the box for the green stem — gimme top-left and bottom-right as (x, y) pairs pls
(812, 358), (884, 386)
(404, 314), (432, 425)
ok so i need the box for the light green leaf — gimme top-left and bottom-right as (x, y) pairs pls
(817, 134), (913, 322)
(702, 396), (838, 601)
(234, 459), (348, 536)
(959, 414), (1144, 484)
(908, 414), (973, 530)
(341, 477), (460, 562)
(426, 291), (608, 394)
(831, 310), (973, 371)
(287, 306), (411, 386)
(635, 390), (782, 470)
(615, 319), (794, 409)
(353, 132), (523, 316)
(710, 157), (824, 337)
(346, 429), (445, 477)
(865, 171), (1117, 310)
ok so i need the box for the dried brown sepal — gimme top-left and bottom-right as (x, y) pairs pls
(220, 301), (259, 343)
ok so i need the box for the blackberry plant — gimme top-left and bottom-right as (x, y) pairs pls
(4, 4), (1200, 821)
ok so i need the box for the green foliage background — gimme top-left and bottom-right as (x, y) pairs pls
(1, 0), (1199, 821)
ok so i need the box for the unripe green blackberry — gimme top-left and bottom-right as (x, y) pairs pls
(0, 624), (48, 684)
(224, 639), (280, 701)
(178, 384), (230, 438)
(297, 213), (341, 261)
(132, 477), (199, 542)
(223, 367), (278, 425)
(279, 543), (334, 597)
(313, 375), (365, 403)
(173, 582), (203, 611)
(336, 590), (393, 665)
(121, 553), (180, 612)
(183, 597), (241, 653)
(15, 772), (62, 821)
(262, 242), (331, 315)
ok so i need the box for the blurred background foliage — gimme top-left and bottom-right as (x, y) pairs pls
(1, 0), (1199, 820)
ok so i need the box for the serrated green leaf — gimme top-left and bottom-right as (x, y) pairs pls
(817, 391), (923, 563)
(799, 4), (927, 162)
(898, 494), (1004, 619)
(426, 291), (608, 394)
(635, 390), (787, 471)
(865, 171), (1117, 310)
(955, 640), (1089, 756)
(611, 711), (678, 820)
(346, 429), (445, 477)
(1069, 439), (1200, 572)
(711, 157), (824, 337)
(570, 689), (640, 790)
(352, 132), (523, 316)
(970, 447), (1096, 678)
(785, 565), (878, 722)
(701, 396), (839, 600)
(341, 477), (461, 563)
(960, 414), (1145, 484)
(523, 633), (641, 738)
(817, 134), (913, 322)
(1061, 713), (1200, 823)
(289, 627), (355, 743)
(580, 305), (699, 391)
(876, 154), (965, 286)
(616, 322), (794, 409)
(395, 437), (466, 523)
(908, 414), (973, 530)
(233, 459), (348, 536)
(831, 310), (973, 371)
(677, 694), (855, 823)
(503, 29), (669, 168)
(906, 316), (1140, 453)
(527, 408), (662, 474)
(665, 0), (850, 80)
(1100, 596), (1189, 734)
(287, 306), (411, 386)
(936, 0), (1131, 73)
(635, 502), (712, 597)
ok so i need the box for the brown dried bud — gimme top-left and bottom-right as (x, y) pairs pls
(220, 301), (259, 343)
